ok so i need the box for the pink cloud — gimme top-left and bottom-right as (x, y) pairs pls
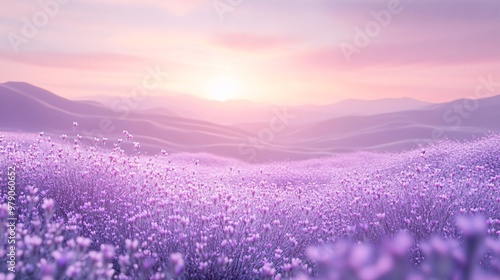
(211, 33), (301, 52)
(95, 0), (207, 15)
(0, 52), (149, 71)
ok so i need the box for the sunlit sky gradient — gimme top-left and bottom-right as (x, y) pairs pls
(1, 0), (499, 105)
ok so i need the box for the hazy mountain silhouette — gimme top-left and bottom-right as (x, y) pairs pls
(86, 92), (431, 125)
(1, 81), (499, 162)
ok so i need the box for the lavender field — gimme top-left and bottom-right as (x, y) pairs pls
(3, 0), (500, 279)
(0, 131), (499, 279)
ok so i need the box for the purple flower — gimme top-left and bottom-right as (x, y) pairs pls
(76, 237), (92, 249)
(170, 253), (184, 275)
(41, 198), (55, 211)
(456, 215), (487, 237)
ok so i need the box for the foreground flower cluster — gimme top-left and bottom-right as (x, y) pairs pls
(0, 132), (499, 279)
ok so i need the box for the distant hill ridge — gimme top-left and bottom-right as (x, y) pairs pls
(1, 81), (499, 162)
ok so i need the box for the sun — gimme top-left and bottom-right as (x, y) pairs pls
(206, 76), (240, 102)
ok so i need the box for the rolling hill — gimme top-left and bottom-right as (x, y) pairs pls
(1, 81), (499, 162)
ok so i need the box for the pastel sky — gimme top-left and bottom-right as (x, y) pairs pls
(0, 0), (499, 105)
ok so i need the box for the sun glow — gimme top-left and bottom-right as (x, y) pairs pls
(206, 76), (241, 102)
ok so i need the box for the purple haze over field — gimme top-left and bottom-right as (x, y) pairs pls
(1, 82), (500, 163)
(1, 0), (500, 279)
